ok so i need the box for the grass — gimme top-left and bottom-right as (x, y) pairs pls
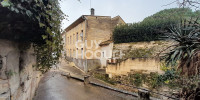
(124, 48), (154, 58)
(93, 72), (116, 85)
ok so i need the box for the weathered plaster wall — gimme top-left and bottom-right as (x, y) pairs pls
(106, 41), (175, 76)
(85, 16), (112, 59)
(0, 39), (42, 100)
(106, 58), (162, 76)
(100, 43), (114, 68)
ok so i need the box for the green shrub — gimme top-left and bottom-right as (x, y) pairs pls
(124, 48), (154, 58)
(93, 72), (116, 85)
(113, 8), (199, 43)
(133, 73), (143, 87)
(146, 72), (162, 89)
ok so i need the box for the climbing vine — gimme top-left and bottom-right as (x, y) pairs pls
(0, 0), (65, 72)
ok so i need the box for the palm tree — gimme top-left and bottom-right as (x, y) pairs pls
(161, 18), (200, 76)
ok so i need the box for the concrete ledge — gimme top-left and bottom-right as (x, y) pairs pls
(90, 81), (138, 97)
(61, 73), (84, 82)
(59, 69), (165, 100)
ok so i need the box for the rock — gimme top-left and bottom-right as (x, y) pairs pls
(0, 57), (7, 80)
(84, 75), (90, 85)
(0, 80), (9, 95)
(0, 92), (10, 100)
(138, 89), (150, 100)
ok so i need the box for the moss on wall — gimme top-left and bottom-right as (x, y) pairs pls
(112, 41), (174, 63)
(124, 48), (154, 58)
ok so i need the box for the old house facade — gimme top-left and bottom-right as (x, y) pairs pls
(63, 8), (125, 71)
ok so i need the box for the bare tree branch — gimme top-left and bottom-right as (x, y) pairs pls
(178, 0), (200, 9)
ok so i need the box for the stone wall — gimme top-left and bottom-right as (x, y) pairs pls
(106, 58), (163, 76)
(113, 41), (174, 58)
(66, 57), (101, 72)
(85, 16), (112, 59)
(106, 41), (175, 76)
(0, 39), (42, 100)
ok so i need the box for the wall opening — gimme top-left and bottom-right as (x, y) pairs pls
(19, 51), (24, 72)
(0, 56), (2, 70)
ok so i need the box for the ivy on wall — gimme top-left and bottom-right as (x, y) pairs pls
(0, 0), (64, 72)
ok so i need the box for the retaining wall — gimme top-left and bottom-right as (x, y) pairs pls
(0, 39), (42, 100)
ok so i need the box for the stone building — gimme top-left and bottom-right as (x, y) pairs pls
(62, 8), (125, 71)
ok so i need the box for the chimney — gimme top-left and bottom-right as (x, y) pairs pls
(91, 8), (95, 16)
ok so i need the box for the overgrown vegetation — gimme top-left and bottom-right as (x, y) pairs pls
(0, 0), (64, 72)
(161, 18), (200, 76)
(124, 48), (154, 58)
(104, 63), (199, 99)
(5, 70), (16, 79)
(113, 8), (200, 43)
(93, 72), (116, 85)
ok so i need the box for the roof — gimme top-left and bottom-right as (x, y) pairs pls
(99, 40), (113, 46)
(63, 15), (113, 34)
(64, 15), (86, 32)
(111, 15), (126, 24)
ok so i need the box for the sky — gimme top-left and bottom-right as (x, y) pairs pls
(60, 0), (178, 29)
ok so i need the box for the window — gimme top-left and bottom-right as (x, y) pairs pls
(73, 34), (75, 44)
(65, 37), (67, 44)
(70, 36), (72, 44)
(76, 48), (78, 58)
(81, 48), (83, 59)
(68, 37), (69, 44)
(73, 49), (75, 58)
(76, 32), (78, 42)
(80, 30), (83, 41)
(70, 49), (71, 57)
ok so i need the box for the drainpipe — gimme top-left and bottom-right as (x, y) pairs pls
(83, 16), (88, 72)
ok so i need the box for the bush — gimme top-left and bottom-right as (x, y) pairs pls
(124, 48), (154, 58)
(93, 72), (116, 85)
(113, 8), (199, 43)
(132, 73), (143, 87)
(146, 72), (162, 89)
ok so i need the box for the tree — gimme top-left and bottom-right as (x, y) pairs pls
(113, 8), (198, 43)
(161, 0), (200, 76)
(164, 0), (200, 10)
(0, 0), (65, 72)
(162, 18), (200, 76)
